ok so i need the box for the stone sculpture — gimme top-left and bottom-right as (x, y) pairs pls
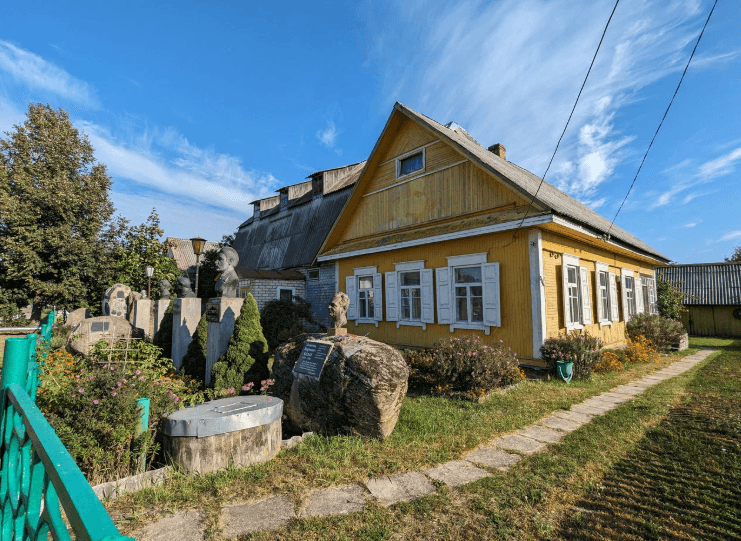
(159, 279), (172, 300)
(214, 246), (240, 298)
(176, 276), (197, 298)
(328, 292), (350, 328)
(102, 284), (132, 318)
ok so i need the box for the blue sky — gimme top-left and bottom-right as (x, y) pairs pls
(1, 0), (739, 263)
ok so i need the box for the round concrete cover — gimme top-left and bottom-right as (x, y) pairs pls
(164, 395), (283, 438)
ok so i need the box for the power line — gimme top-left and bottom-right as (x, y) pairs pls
(509, 0), (621, 242)
(605, 0), (718, 239)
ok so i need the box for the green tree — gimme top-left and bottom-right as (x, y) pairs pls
(195, 249), (220, 299)
(181, 312), (209, 384)
(212, 294), (269, 391)
(656, 275), (688, 321)
(725, 246), (741, 263)
(0, 104), (114, 317)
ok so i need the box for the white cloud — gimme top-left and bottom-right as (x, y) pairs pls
(681, 219), (703, 228)
(316, 119), (342, 154)
(0, 40), (99, 107)
(698, 147), (741, 178)
(718, 230), (741, 242)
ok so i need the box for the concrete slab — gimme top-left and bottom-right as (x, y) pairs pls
(464, 447), (521, 470)
(589, 394), (625, 404)
(424, 460), (490, 487)
(494, 434), (546, 454)
(600, 392), (630, 402)
(540, 415), (581, 432)
(570, 403), (610, 415)
(301, 485), (367, 517)
(553, 410), (592, 424)
(135, 510), (203, 541)
(365, 472), (436, 505)
(519, 425), (564, 443)
(222, 495), (295, 537)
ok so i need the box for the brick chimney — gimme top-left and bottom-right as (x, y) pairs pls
(488, 143), (506, 160)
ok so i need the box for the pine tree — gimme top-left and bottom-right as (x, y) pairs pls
(212, 293), (269, 391)
(181, 311), (209, 384)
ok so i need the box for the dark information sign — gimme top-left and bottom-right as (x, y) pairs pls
(293, 340), (333, 379)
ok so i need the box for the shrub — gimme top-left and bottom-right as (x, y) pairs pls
(540, 331), (604, 379)
(212, 293), (270, 392)
(152, 299), (174, 358)
(594, 351), (624, 374)
(625, 313), (685, 352)
(429, 336), (523, 397)
(260, 296), (320, 351)
(656, 276), (688, 321)
(624, 335), (659, 364)
(181, 311), (209, 384)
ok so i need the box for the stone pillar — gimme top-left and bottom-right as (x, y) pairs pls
(205, 297), (244, 386)
(153, 299), (171, 337)
(171, 297), (201, 370)
(133, 299), (153, 339)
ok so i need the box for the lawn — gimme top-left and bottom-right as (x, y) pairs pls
(110, 346), (706, 535)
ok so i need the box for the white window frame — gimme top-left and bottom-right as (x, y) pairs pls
(346, 266), (382, 327)
(436, 253), (500, 335)
(276, 286), (295, 302)
(595, 262), (612, 327)
(385, 260), (434, 330)
(395, 147), (426, 179)
(562, 254), (583, 331)
(621, 269), (637, 321)
(641, 274), (658, 315)
(307, 268), (320, 281)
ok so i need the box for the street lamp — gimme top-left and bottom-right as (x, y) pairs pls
(190, 237), (207, 297)
(145, 265), (154, 299)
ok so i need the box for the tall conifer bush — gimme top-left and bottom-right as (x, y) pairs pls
(181, 311), (209, 384)
(212, 293), (269, 391)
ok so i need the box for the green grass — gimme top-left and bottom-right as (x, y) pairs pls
(689, 335), (741, 351)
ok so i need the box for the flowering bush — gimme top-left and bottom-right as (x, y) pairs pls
(625, 313), (685, 352)
(624, 335), (660, 364)
(540, 331), (604, 379)
(594, 350), (624, 374)
(428, 336), (523, 398)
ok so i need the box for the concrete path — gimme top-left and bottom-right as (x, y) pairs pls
(133, 349), (714, 540)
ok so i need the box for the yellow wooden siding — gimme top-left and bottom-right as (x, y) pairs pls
(541, 229), (657, 347)
(376, 117), (437, 165)
(685, 306), (741, 336)
(338, 230), (533, 356)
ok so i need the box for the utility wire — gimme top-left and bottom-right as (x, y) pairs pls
(510, 0), (621, 242)
(606, 0), (718, 238)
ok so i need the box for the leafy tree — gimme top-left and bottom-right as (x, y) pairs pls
(212, 293), (269, 391)
(181, 311), (209, 384)
(725, 246), (741, 263)
(220, 230), (237, 247)
(0, 104), (114, 316)
(195, 249), (220, 299)
(260, 296), (318, 351)
(656, 275), (688, 321)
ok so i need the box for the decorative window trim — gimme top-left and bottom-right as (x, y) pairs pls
(446, 253), (488, 267)
(562, 253), (584, 331)
(394, 260), (425, 272)
(395, 147), (426, 180)
(621, 268), (637, 322)
(386, 261), (433, 330)
(276, 286), (295, 301)
(348, 266), (381, 327)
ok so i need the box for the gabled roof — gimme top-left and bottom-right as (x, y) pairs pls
(657, 262), (741, 305)
(167, 237), (220, 272)
(392, 103), (669, 262)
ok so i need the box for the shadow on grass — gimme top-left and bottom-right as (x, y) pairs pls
(688, 335), (741, 352)
(558, 349), (741, 541)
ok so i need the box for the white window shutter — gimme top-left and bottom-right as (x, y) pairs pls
(562, 261), (571, 327)
(385, 272), (398, 322)
(483, 263), (501, 327)
(372, 273), (383, 321)
(436, 267), (452, 324)
(649, 279), (657, 314)
(595, 272), (604, 323)
(620, 274), (629, 322)
(421, 268), (435, 324)
(635, 276), (644, 314)
(609, 272), (619, 321)
(579, 266), (592, 325)
(345, 275), (357, 320)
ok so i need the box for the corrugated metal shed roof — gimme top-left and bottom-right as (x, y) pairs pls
(656, 263), (741, 305)
(167, 237), (220, 272)
(396, 103), (670, 262)
(236, 269), (305, 280)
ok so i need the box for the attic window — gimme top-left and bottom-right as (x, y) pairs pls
(397, 150), (424, 178)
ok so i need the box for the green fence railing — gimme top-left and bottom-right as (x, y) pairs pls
(0, 314), (133, 540)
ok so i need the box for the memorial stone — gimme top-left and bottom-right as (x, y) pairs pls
(67, 316), (133, 356)
(172, 297), (202, 369)
(132, 299), (153, 339)
(293, 340), (333, 379)
(64, 307), (91, 329)
(204, 297), (245, 386)
(102, 284), (132, 318)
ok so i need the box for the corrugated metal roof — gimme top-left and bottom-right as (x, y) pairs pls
(395, 103), (670, 262)
(167, 237), (220, 272)
(236, 269), (305, 280)
(656, 263), (741, 305)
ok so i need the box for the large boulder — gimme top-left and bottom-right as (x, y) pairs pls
(63, 307), (91, 329)
(272, 334), (409, 440)
(67, 316), (133, 356)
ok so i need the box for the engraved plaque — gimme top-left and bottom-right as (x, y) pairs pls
(293, 340), (333, 379)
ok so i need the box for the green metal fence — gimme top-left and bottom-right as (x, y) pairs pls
(0, 312), (133, 540)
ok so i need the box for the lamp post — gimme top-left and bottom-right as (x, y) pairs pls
(190, 237), (207, 297)
(145, 265), (154, 299)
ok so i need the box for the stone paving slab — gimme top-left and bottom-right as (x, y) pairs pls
(425, 460), (490, 487)
(464, 447), (521, 470)
(590, 394), (626, 404)
(136, 510), (203, 541)
(222, 495), (295, 537)
(553, 410), (592, 424)
(570, 403), (611, 415)
(365, 472), (436, 505)
(519, 425), (564, 443)
(581, 397), (619, 408)
(494, 434), (546, 454)
(599, 392), (630, 403)
(301, 485), (367, 517)
(540, 415), (581, 432)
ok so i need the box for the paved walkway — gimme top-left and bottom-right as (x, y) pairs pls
(134, 349), (714, 540)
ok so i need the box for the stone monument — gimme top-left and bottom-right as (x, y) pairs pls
(176, 276), (197, 298)
(327, 292), (350, 337)
(205, 246), (244, 386)
(159, 279), (172, 300)
(102, 284), (132, 318)
(67, 316), (133, 356)
(172, 294), (202, 369)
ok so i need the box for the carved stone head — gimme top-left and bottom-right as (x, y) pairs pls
(215, 246), (240, 298)
(328, 292), (350, 328)
(176, 276), (196, 298)
(159, 279), (171, 300)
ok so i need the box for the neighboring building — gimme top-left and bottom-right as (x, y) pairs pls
(235, 269), (306, 311)
(232, 162), (366, 326)
(657, 263), (741, 336)
(317, 103), (670, 360)
(167, 237), (220, 284)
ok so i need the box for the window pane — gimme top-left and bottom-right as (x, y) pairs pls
(399, 152), (423, 176)
(470, 286), (482, 297)
(368, 290), (374, 318)
(358, 275), (373, 289)
(359, 292), (366, 318)
(570, 297), (580, 323)
(401, 296), (410, 319)
(567, 266), (577, 284)
(412, 294), (421, 320)
(456, 297), (468, 322)
(400, 288), (409, 299)
(279, 289), (292, 302)
(455, 267), (481, 283)
(455, 287), (467, 298)
(599, 271), (607, 287)
(471, 297), (483, 322)
(400, 271), (420, 286)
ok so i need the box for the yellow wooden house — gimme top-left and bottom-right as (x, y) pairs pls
(316, 103), (671, 361)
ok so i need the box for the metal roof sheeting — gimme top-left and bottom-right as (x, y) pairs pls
(656, 263), (741, 305)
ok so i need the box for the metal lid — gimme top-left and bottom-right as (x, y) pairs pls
(163, 395), (283, 438)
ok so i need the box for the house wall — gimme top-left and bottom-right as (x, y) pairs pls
(300, 263), (337, 327)
(337, 230), (532, 355)
(541, 229), (657, 348)
(237, 279), (306, 313)
(684, 305), (741, 336)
